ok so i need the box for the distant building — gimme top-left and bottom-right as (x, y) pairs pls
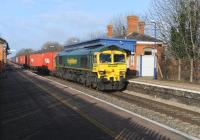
(0, 37), (9, 72)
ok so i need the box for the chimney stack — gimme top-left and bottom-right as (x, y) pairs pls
(107, 24), (113, 38)
(127, 16), (139, 34)
(139, 21), (145, 35)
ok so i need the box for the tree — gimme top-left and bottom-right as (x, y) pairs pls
(110, 14), (128, 38)
(16, 48), (34, 56)
(41, 41), (63, 52)
(184, 0), (200, 82)
(65, 37), (80, 46)
(149, 0), (200, 82)
(110, 14), (147, 38)
(170, 27), (187, 80)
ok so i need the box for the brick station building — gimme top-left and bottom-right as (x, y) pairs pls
(107, 16), (165, 78)
(0, 37), (9, 73)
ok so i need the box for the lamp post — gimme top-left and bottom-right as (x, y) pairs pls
(150, 20), (157, 80)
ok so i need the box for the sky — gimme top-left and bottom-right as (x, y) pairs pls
(0, 0), (152, 56)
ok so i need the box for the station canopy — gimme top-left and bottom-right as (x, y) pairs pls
(64, 38), (136, 53)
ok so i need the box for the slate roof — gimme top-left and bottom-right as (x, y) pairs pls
(59, 45), (126, 56)
(64, 38), (136, 52)
(116, 32), (162, 42)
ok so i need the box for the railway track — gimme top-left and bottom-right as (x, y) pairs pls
(107, 91), (200, 126)
(44, 74), (200, 128)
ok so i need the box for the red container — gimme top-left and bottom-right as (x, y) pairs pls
(29, 53), (43, 67)
(19, 55), (26, 65)
(25, 54), (30, 67)
(41, 52), (58, 71)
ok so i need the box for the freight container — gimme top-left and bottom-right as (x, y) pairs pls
(29, 53), (43, 67)
(26, 55), (30, 67)
(41, 52), (57, 71)
(18, 55), (26, 65)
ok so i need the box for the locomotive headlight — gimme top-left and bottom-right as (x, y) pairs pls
(99, 71), (106, 75)
(120, 71), (125, 75)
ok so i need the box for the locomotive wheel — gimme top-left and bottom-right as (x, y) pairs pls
(85, 78), (91, 87)
(92, 78), (97, 89)
(92, 82), (97, 89)
(83, 78), (87, 87)
(118, 81), (127, 91)
(97, 81), (104, 91)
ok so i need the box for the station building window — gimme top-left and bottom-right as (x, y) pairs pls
(144, 48), (154, 55)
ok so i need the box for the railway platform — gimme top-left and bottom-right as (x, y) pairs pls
(127, 78), (200, 107)
(129, 78), (200, 92)
(0, 64), (197, 140)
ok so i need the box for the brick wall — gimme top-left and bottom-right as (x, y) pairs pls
(0, 45), (3, 61)
(131, 44), (164, 71)
(0, 44), (6, 72)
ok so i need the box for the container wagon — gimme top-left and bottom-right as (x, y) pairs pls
(41, 51), (58, 72)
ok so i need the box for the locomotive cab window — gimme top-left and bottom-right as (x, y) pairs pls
(100, 54), (111, 63)
(114, 54), (125, 63)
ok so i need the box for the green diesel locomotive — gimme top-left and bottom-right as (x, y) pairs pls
(55, 45), (127, 90)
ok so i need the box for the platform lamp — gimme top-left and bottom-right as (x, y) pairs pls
(150, 20), (157, 80)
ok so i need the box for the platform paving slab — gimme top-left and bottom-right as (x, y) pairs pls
(0, 69), (112, 140)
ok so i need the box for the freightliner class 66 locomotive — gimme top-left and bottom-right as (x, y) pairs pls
(55, 45), (127, 90)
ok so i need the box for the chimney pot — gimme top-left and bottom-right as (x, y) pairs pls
(107, 24), (113, 38)
(127, 16), (139, 34)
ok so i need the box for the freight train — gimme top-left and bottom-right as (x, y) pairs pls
(12, 38), (136, 90)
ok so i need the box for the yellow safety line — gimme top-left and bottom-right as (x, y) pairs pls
(17, 71), (126, 140)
